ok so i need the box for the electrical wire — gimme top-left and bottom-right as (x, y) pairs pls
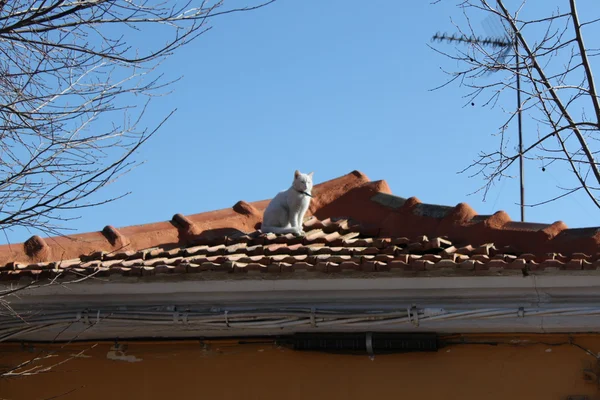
(4, 306), (600, 340)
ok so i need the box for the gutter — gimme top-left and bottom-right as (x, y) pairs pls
(4, 274), (600, 341)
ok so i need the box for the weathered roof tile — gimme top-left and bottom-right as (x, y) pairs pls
(2, 170), (600, 281)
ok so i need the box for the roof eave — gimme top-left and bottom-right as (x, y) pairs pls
(6, 273), (600, 341)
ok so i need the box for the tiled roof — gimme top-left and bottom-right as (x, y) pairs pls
(1, 170), (599, 280)
(3, 217), (596, 280)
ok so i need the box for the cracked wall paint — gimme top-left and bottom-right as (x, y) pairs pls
(106, 344), (142, 363)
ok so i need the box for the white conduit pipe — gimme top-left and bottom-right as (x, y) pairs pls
(5, 307), (600, 334)
(0, 323), (70, 342)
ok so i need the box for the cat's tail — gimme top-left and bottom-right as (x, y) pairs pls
(261, 225), (301, 235)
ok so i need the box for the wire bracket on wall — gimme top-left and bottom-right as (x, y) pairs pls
(224, 310), (230, 328)
(75, 309), (101, 326)
(365, 332), (375, 360)
(408, 306), (419, 327)
(310, 307), (317, 328)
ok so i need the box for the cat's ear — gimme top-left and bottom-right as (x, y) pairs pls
(294, 170), (301, 179)
(308, 172), (314, 178)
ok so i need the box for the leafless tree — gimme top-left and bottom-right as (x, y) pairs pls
(0, 0), (274, 239)
(432, 0), (600, 210)
(0, 268), (104, 383)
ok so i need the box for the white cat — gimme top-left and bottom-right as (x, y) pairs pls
(261, 170), (314, 235)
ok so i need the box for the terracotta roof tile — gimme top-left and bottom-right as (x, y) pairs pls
(2, 170), (600, 280)
(7, 223), (600, 280)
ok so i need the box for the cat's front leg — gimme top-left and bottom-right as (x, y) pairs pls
(296, 204), (309, 235)
(287, 211), (302, 236)
(286, 214), (304, 236)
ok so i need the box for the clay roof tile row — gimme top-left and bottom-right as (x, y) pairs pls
(0, 170), (598, 281)
(2, 216), (600, 280)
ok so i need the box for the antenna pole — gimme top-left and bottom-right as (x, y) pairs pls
(432, 30), (525, 220)
(516, 37), (525, 222)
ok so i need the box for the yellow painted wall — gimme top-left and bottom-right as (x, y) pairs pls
(1, 335), (599, 400)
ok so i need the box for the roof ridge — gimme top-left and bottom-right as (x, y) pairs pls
(0, 170), (598, 264)
(0, 170), (371, 264)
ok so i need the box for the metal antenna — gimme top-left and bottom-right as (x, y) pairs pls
(432, 18), (525, 222)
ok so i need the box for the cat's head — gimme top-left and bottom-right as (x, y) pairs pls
(293, 170), (314, 193)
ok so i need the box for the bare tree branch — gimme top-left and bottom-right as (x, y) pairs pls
(432, 0), (600, 209)
(569, 0), (600, 123)
(0, 0), (276, 239)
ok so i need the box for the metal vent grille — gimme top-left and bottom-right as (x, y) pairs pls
(283, 333), (438, 355)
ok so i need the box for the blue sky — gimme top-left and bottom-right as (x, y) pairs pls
(4, 0), (600, 244)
